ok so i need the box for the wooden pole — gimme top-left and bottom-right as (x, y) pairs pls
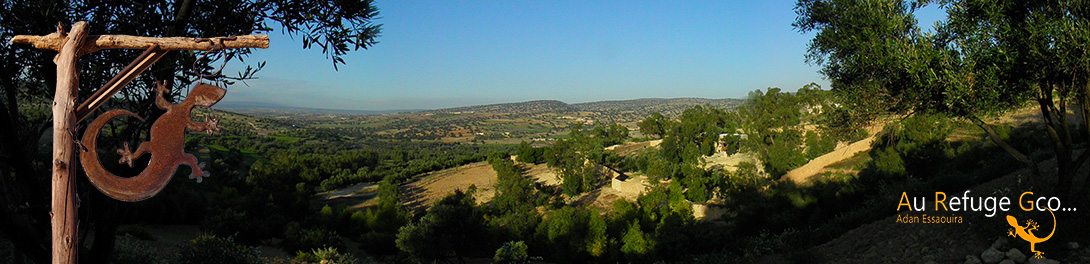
(52, 22), (88, 264)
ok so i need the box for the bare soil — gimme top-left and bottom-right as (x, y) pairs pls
(783, 125), (884, 185)
(401, 161), (498, 210)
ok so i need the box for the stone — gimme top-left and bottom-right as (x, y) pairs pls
(1026, 258), (1060, 264)
(965, 255), (983, 264)
(998, 260), (1015, 264)
(923, 261), (937, 264)
(992, 237), (1010, 250)
(1006, 248), (1027, 263)
(982, 248), (1005, 264)
(1067, 241), (1079, 250)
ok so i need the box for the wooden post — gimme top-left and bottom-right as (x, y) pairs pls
(51, 22), (88, 264)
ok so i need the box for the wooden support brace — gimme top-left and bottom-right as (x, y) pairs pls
(74, 46), (168, 122)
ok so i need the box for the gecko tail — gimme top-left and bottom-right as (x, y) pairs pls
(1041, 207), (1056, 241)
(81, 109), (144, 154)
(80, 109), (154, 202)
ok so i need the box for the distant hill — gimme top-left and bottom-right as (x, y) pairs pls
(212, 97), (748, 145)
(426, 98), (743, 117)
(429, 100), (575, 115)
(217, 101), (423, 116)
(219, 98), (744, 119)
(572, 98), (743, 118)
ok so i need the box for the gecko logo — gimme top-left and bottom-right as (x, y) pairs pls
(1006, 192), (1057, 259)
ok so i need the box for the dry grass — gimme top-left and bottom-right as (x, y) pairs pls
(401, 161), (498, 210)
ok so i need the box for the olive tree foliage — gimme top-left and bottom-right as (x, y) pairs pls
(795, 0), (1090, 198)
(0, 1), (381, 263)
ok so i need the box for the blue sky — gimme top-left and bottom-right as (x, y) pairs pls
(224, 1), (946, 111)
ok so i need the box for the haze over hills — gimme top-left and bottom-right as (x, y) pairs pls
(223, 97), (744, 119)
(213, 97), (746, 145)
(217, 101), (425, 116)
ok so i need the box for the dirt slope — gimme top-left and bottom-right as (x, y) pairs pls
(782, 136), (876, 184)
(783, 125), (883, 185)
(401, 161), (498, 209)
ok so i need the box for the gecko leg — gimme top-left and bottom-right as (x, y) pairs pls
(181, 153), (209, 183)
(187, 116), (221, 135)
(117, 142), (150, 167)
(154, 81), (172, 110)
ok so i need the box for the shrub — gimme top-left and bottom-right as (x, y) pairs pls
(494, 241), (530, 264)
(804, 130), (836, 160)
(282, 223), (343, 255)
(515, 141), (546, 164)
(201, 208), (264, 245)
(534, 206), (592, 262)
(174, 234), (260, 264)
(621, 221), (654, 263)
(294, 247), (359, 264)
(111, 236), (164, 264)
(396, 190), (486, 262)
(866, 113), (953, 179)
(117, 225), (156, 241)
(870, 147), (906, 177)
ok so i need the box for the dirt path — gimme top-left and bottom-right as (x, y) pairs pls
(783, 126), (883, 185)
(314, 182), (379, 210)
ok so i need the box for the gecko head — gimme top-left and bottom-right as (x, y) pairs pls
(1007, 215), (1020, 227)
(187, 83), (227, 108)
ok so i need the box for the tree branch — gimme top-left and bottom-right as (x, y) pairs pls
(11, 33), (268, 54)
(968, 114), (1041, 177)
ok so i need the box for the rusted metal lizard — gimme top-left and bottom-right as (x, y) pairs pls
(80, 81), (225, 201)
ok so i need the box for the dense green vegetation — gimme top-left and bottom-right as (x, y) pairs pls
(6, 1), (1090, 263)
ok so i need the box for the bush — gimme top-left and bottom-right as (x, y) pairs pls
(866, 113), (953, 179)
(175, 234), (260, 264)
(294, 247), (359, 264)
(534, 206), (592, 262)
(870, 147), (907, 177)
(494, 241), (530, 264)
(515, 141), (546, 164)
(201, 208), (264, 245)
(396, 190), (486, 263)
(117, 225), (156, 241)
(282, 223), (344, 255)
(804, 130), (836, 160)
(621, 221), (654, 263)
(111, 236), (164, 264)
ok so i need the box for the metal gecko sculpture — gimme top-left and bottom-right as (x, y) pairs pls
(80, 81), (225, 201)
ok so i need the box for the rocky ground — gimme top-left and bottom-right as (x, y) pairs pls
(792, 158), (1090, 264)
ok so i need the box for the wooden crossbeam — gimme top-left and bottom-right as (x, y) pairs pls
(11, 34), (268, 54)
